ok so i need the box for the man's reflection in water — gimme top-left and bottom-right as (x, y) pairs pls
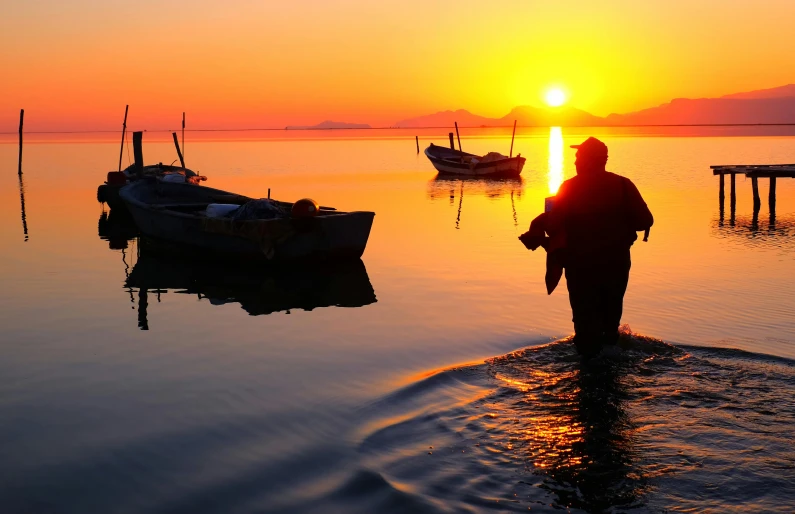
(541, 360), (642, 511)
(491, 349), (644, 511)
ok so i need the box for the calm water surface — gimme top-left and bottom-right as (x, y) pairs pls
(1, 129), (794, 512)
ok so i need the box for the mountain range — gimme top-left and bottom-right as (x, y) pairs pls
(285, 120), (371, 130)
(393, 84), (795, 128)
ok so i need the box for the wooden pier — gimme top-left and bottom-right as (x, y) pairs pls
(711, 164), (795, 216)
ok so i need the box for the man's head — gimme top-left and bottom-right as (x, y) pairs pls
(571, 137), (608, 175)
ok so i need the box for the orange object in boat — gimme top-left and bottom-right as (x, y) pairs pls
(291, 198), (319, 218)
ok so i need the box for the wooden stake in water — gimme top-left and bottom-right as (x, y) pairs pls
(415, 136), (419, 154)
(509, 120), (517, 158)
(18, 109), (24, 176)
(454, 122), (462, 152)
(448, 132), (455, 150)
(118, 105), (129, 172)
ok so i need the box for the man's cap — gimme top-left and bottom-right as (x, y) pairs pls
(570, 136), (608, 157)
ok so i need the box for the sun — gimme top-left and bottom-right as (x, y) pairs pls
(544, 88), (567, 107)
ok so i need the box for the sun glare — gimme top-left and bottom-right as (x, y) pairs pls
(544, 88), (567, 107)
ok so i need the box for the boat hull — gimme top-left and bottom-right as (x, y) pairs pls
(425, 144), (525, 177)
(120, 181), (375, 262)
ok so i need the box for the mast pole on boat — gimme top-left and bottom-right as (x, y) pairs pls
(172, 132), (186, 169)
(118, 105), (129, 172)
(454, 122), (462, 152)
(509, 120), (517, 158)
(182, 112), (186, 162)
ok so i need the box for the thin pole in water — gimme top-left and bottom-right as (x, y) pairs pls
(118, 105), (129, 172)
(416, 136), (419, 154)
(454, 122), (462, 152)
(509, 120), (517, 158)
(18, 109), (24, 176)
(268, 188), (271, 199)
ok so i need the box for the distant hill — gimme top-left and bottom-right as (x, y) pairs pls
(604, 96), (795, 125)
(394, 84), (795, 127)
(499, 105), (605, 127)
(394, 109), (497, 128)
(721, 84), (795, 100)
(285, 120), (371, 129)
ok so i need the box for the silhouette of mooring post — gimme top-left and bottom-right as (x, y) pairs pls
(751, 175), (761, 210)
(448, 132), (455, 150)
(18, 109), (24, 175)
(718, 172), (725, 207)
(415, 136), (419, 154)
(730, 173), (736, 215)
(172, 132), (185, 168)
(118, 105), (129, 172)
(769, 176), (777, 211)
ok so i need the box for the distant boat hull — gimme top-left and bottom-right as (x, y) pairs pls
(119, 180), (375, 262)
(424, 143), (525, 177)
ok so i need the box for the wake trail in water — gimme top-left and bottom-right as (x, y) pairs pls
(342, 328), (795, 513)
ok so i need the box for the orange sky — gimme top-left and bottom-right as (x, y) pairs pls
(2, 0), (795, 132)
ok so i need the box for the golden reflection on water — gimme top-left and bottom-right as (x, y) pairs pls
(485, 352), (640, 509)
(548, 126), (564, 195)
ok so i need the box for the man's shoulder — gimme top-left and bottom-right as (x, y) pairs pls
(604, 171), (628, 181)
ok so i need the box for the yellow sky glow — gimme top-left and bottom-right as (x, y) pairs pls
(1, 0), (794, 131)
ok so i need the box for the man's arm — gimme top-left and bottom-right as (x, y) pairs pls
(543, 180), (570, 237)
(624, 178), (653, 231)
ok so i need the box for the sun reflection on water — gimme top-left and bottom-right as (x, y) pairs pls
(548, 126), (564, 195)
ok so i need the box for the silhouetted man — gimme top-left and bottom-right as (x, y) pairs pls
(522, 137), (653, 357)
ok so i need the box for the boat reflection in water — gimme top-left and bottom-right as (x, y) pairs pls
(427, 175), (524, 229)
(98, 209), (139, 250)
(126, 240), (377, 330)
(98, 211), (377, 330)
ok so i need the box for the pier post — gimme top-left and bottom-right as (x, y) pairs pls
(769, 176), (777, 208)
(449, 132), (455, 150)
(18, 109), (24, 176)
(751, 176), (761, 210)
(730, 173), (736, 210)
(718, 172), (725, 208)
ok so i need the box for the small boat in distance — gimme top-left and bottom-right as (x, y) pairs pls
(119, 179), (375, 262)
(425, 143), (525, 177)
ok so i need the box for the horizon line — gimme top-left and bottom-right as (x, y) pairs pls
(4, 123), (795, 135)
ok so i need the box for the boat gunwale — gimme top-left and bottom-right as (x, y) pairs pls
(119, 182), (374, 223)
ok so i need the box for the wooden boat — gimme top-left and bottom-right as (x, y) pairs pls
(425, 143), (525, 177)
(97, 163), (205, 211)
(119, 179), (375, 262)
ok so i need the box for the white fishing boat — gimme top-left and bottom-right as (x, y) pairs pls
(425, 143), (525, 177)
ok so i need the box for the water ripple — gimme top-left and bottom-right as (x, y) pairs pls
(352, 330), (795, 512)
